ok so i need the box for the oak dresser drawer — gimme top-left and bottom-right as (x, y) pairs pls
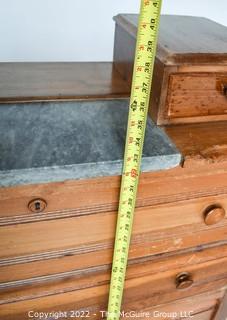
(0, 247), (227, 320)
(167, 73), (227, 119)
(0, 193), (227, 284)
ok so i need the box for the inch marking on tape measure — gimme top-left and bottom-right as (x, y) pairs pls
(107, 1), (162, 319)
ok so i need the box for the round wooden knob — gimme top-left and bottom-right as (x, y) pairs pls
(204, 204), (225, 225)
(28, 198), (47, 213)
(176, 272), (193, 290)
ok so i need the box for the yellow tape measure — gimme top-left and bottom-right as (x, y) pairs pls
(107, 1), (162, 319)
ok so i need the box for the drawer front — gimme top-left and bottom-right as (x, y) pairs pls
(144, 288), (225, 320)
(1, 194), (227, 259)
(0, 252), (226, 320)
(0, 194), (227, 279)
(167, 73), (227, 120)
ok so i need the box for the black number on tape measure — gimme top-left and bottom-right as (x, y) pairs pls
(147, 40), (153, 52)
(150, 18), (156, 30)
(144, 65), (150, 73)
(142, 82), (148, 93)
(113, 266), (118, 273)
(135, 137), (141, 146)
(133, 154), (139, 162)
(128, 198), (133, 206)
(130, 100), (137, 111)
(137, 120), (143, 130)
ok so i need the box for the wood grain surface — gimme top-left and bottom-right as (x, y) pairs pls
(1, 163), (227, 318)
(3, 163), (227, 220)
(0, 194), (227, 260)
(114, 14), (227, 64)
(167, 73), (227, 119)
(213, 291), (227, 320)
(0, 278), (226, 320)
(0, 248), (227, 317)
(0, 62), (130, 102)
(164, 121), (227, 165)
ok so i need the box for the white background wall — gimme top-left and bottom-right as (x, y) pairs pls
(0, 0), (226, 62)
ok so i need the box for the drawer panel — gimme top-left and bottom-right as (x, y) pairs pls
(1, 239), (227, 286)
(143, 288), (224, 320)
(167, 73), (227, 119)
(0, 253), (226, 320)
(2, 167), (227, 224)
(0, 296), (219, 320)
(1, 194), (227, 261)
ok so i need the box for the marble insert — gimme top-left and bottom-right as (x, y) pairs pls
(0, 99), (181, 187)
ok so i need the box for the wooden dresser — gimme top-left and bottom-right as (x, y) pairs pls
(0, 15), (227, 320)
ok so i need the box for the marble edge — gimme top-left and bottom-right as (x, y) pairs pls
(0, 153), (182, 188)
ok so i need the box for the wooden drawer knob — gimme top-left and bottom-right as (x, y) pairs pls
(222, 83), (227, 97)
(28, 198), (47, 213)
(204, 204), (225, 225)
(176, 272), (193, 290)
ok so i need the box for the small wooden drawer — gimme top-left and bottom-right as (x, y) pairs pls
(167, 73), (227, 120)
(113, 14), (227, 124)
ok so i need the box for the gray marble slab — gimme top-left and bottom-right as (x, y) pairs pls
(0, 99), (181, 187)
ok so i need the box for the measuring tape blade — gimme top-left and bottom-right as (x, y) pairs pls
(107, 1), (162, 319)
